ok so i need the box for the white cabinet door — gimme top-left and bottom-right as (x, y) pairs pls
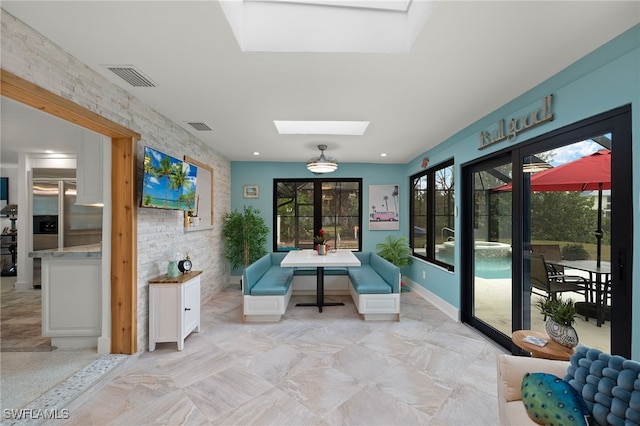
(182, 276), (200, 335)
(41, 257), (101, 347)
(76, 132), (106, 206)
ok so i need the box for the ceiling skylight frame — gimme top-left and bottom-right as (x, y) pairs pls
(220, 0), (436, 53)
(274, 120), (369, 135)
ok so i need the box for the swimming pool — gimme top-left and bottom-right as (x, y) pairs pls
(437, 241), (512, 279)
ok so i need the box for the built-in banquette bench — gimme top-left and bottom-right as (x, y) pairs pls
(242, 252), (293, 322)
(242, 251), (400, 322)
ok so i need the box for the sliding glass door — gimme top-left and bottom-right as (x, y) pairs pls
(522, 139), (612, 352)
(462, 106), (632, 357)
(465, 158), (514, 342)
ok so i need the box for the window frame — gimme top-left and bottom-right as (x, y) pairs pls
(273, 178), (362, 252)
(410, 159), (455, 271)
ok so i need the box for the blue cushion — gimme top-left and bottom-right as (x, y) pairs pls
(352, 251), (370, 264)
(564, 346), (640, 426)
(348, 265), (391, 294)
(250, 266), (293, 295)
(369, 253), (400, 293)
(242, 254), (272, 295)
(293, 267), (348, 276)
(521, 372), (589, 426)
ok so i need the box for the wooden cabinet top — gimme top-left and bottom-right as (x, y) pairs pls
(149, 270), (202, 284)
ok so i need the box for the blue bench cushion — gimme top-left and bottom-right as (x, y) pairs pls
(349, 252), (400, 294)
(243, 252), (290, 295)
(369, 253), (400, 293)
(250, 266), (293, 295)
(348, 265), (392, 294)
(294, 267), (348, 276)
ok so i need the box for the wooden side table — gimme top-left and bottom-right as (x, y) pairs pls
(512, 330), (574, 361)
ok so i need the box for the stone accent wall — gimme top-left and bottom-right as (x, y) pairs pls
(1, 9), (231, 352)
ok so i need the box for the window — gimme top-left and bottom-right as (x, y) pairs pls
(410, 160), (455, 270)
(274, 179), (362, 251)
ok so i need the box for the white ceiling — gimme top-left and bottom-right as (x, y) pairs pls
(1, 1), (639, 166)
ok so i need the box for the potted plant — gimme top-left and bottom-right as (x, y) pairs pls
(535, 296), (579, 348)
(376, 235), (413, 292)
(222, 206), (270, 270)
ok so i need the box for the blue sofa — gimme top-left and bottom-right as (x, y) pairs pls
(497, 346), (640, 425)
(242, 253), (293, 322)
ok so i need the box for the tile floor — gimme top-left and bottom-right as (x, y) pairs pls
(54, 286), (506, 425)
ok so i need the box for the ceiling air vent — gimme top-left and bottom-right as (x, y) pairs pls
(187, 122), (213, 131)
(106, 66), (157, 87)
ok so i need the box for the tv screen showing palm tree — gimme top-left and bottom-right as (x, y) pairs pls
(141, 146), (198, 211)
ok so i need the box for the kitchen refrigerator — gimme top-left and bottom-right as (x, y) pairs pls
(32, 169), (102, 287)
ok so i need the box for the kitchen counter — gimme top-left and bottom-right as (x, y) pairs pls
(29, 242), (103, 348)
(29, 243), (102, 259)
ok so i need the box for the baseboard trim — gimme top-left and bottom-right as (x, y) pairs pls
(403, 277), (460, 322)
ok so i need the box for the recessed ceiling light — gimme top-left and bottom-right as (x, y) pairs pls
(253, 152), (260, 156)
(274, 120), (369, 135)
(380, 153), (388, 157)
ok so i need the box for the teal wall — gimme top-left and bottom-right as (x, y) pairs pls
(230, 161), (407, 265)
(231, 25), (640, 357)
(402, 24), (640, 357)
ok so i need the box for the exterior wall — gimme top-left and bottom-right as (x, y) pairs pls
(1, 9), (231, 352)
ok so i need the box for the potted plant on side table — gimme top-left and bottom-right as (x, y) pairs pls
(535, 296), (579, 348)
(376, 235), (413, 292)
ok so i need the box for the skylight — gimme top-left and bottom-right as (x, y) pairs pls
(274, 120), (369, 135)
(219, 0), (436, 53)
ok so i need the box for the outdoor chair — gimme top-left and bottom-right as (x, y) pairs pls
(531, 244), (565, 274)
(531, 244), (592, 302)
(530, 254), (590, 319)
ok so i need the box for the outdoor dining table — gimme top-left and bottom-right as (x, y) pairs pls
(547, 259), (611, 326)
(281, 249), (360, 313)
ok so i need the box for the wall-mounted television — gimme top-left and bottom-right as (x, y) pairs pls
(141, 146), (198, 211)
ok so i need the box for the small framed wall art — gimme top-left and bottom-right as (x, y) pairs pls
(243, 184), (259, 199)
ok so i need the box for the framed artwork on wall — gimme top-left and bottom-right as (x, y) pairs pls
(243, 184), (259, 199)
(183, 156), (214, 230)
(369, 184), (399, 230)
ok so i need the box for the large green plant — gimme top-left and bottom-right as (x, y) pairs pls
(376, 235), (413, 268)
(222, 206), (269, 270)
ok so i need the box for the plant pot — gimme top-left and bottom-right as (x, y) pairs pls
(545, 318), (579, 348)
(317, 244), (328, 255)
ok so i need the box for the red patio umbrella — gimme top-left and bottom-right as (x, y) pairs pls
(496, 149), (611, 266)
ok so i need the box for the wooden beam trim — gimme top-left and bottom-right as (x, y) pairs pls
(111, 137), (138, 354)
(1, 69), (141, 140)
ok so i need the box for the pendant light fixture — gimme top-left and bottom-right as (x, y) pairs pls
(307, 144), (338, 174)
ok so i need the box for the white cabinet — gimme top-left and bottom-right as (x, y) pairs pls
(76, 132), (105, 206)
(149, 271), (201, 351)
(41, 256), (102, 348)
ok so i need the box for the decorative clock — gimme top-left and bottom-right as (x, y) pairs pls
(178, 254), (192, 273)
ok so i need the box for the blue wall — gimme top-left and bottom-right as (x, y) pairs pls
(402, 24), (640, 357)
(230, 161), (407, 259)
(231, 25), (640, 357)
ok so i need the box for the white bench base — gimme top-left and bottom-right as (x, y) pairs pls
(243, 283), (293, 322)
(349, 281), (400, 321)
